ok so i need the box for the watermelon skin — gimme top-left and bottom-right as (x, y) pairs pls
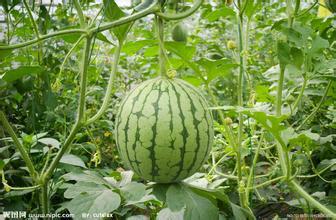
(115, 77), (213, 183)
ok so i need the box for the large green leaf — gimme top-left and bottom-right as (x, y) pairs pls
(123, 40), (156, 55)
(120, 182), (147, 203)
(62, 170), (111, 185)
(204, 7), (235, 21)
(197, 58), (238, 82)
(60, 154), (87, 168)
(1, 66), (44, 82)
(64, 182), (107, 199)
(244, 0), (262, 19)
(64, 189), (121, 219)
(103, 0), (132, 42)
(166, 184), (218, 220)
(277, 41), (291, 68)
(309, 35), (329, 59)
(165, 42), (196, 61)
(157, 208), (184, 220)
(38, 137), (60, 149)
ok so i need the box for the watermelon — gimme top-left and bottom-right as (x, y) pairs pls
(172, 23), (188, 42)
(115, 77), (213, 183)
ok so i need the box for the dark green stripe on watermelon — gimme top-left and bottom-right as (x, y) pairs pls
(176, 79), (214, 167)
(115, 77), (213, 183)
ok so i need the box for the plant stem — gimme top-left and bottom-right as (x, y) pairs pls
(236, 11), (247, 209)
(93, 1), (159, 33)
(0, 29), (87, 50)
(0, 0), (159, 51)
(5, 184), (41, 191)
(41, 37), (92, 215)
(86, 42), (123, 124)
(292, 76), (308, 112)
(276, 67), (290, 177)
(274, 72), (336, 216)
(245, 133), (264, 201)
(248, 176), (285, 190)
(0, 111), (37, 180)
(22, 0), (40, 38)
(209, 152), (232, 175)
(41, 183), (49, 215)
(297, 162), (336, 178)
(23, 0), (44, 64)
(156, 16), (167, 77)
(289, 181), (336, 218)
(155, 0), (203, 20)
(73, 0), (86, 28)
(206, 85), (237, 151)
(43, 37), (92, 180)
(297, 80), (332, 130)
(6, 13), (10, 43)
(59, 35), (86, 76)
(215, 170), (238, 180)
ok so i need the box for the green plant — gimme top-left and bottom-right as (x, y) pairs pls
(325, 0), (336, 13)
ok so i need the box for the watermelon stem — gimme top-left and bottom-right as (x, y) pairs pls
(155, 15), (168, 77)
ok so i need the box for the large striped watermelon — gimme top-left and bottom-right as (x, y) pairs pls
(115, 77), (213, 183)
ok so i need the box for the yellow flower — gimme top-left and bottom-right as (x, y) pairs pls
(104, 131), (112, 137)
(227, 40), (237, 50)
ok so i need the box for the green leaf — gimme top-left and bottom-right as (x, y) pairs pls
(282, 128), (321, 148)
(255, 85), (274, 102)
(64, 189), (121, 219)
(277, 41), (291, 68)
(166, 184), (218, 220)
(166, 185), (186, 211)
(134, 0), (154, 11)
(309, 35), (329, 58)
(0, 46), (12, 60)
(60, 154), (87, 168)
(165, 42), (195, 61)
(59, 33), (81, 44)
(38, 137), (60, 149)
(96, 32), (115, 45)
(0, 160), (5, 170)
(165, 42), (203, 79)
(182, 76), (203, 87)
(197, 58), (237, 81)
(64, 182), (107, 199)
(152, 183), (170, 202)
(126, 215), (149, 220)
(230, 202), (248, 220)
(157, 208), (184, 220)
(290, 47), (304, 69)
(4, 189), (36, 198)
(205, 7), (235, 21)
(317, 159), (336, 171)
(123, 40), (156, 55)
(62, 170), (110, 185)
(120, 182), (147, 203)
(103, 0), (132, 42)
(244, 0), (262, 19)
(243, 110), (287, 147)
(1, 66), (44, 82)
